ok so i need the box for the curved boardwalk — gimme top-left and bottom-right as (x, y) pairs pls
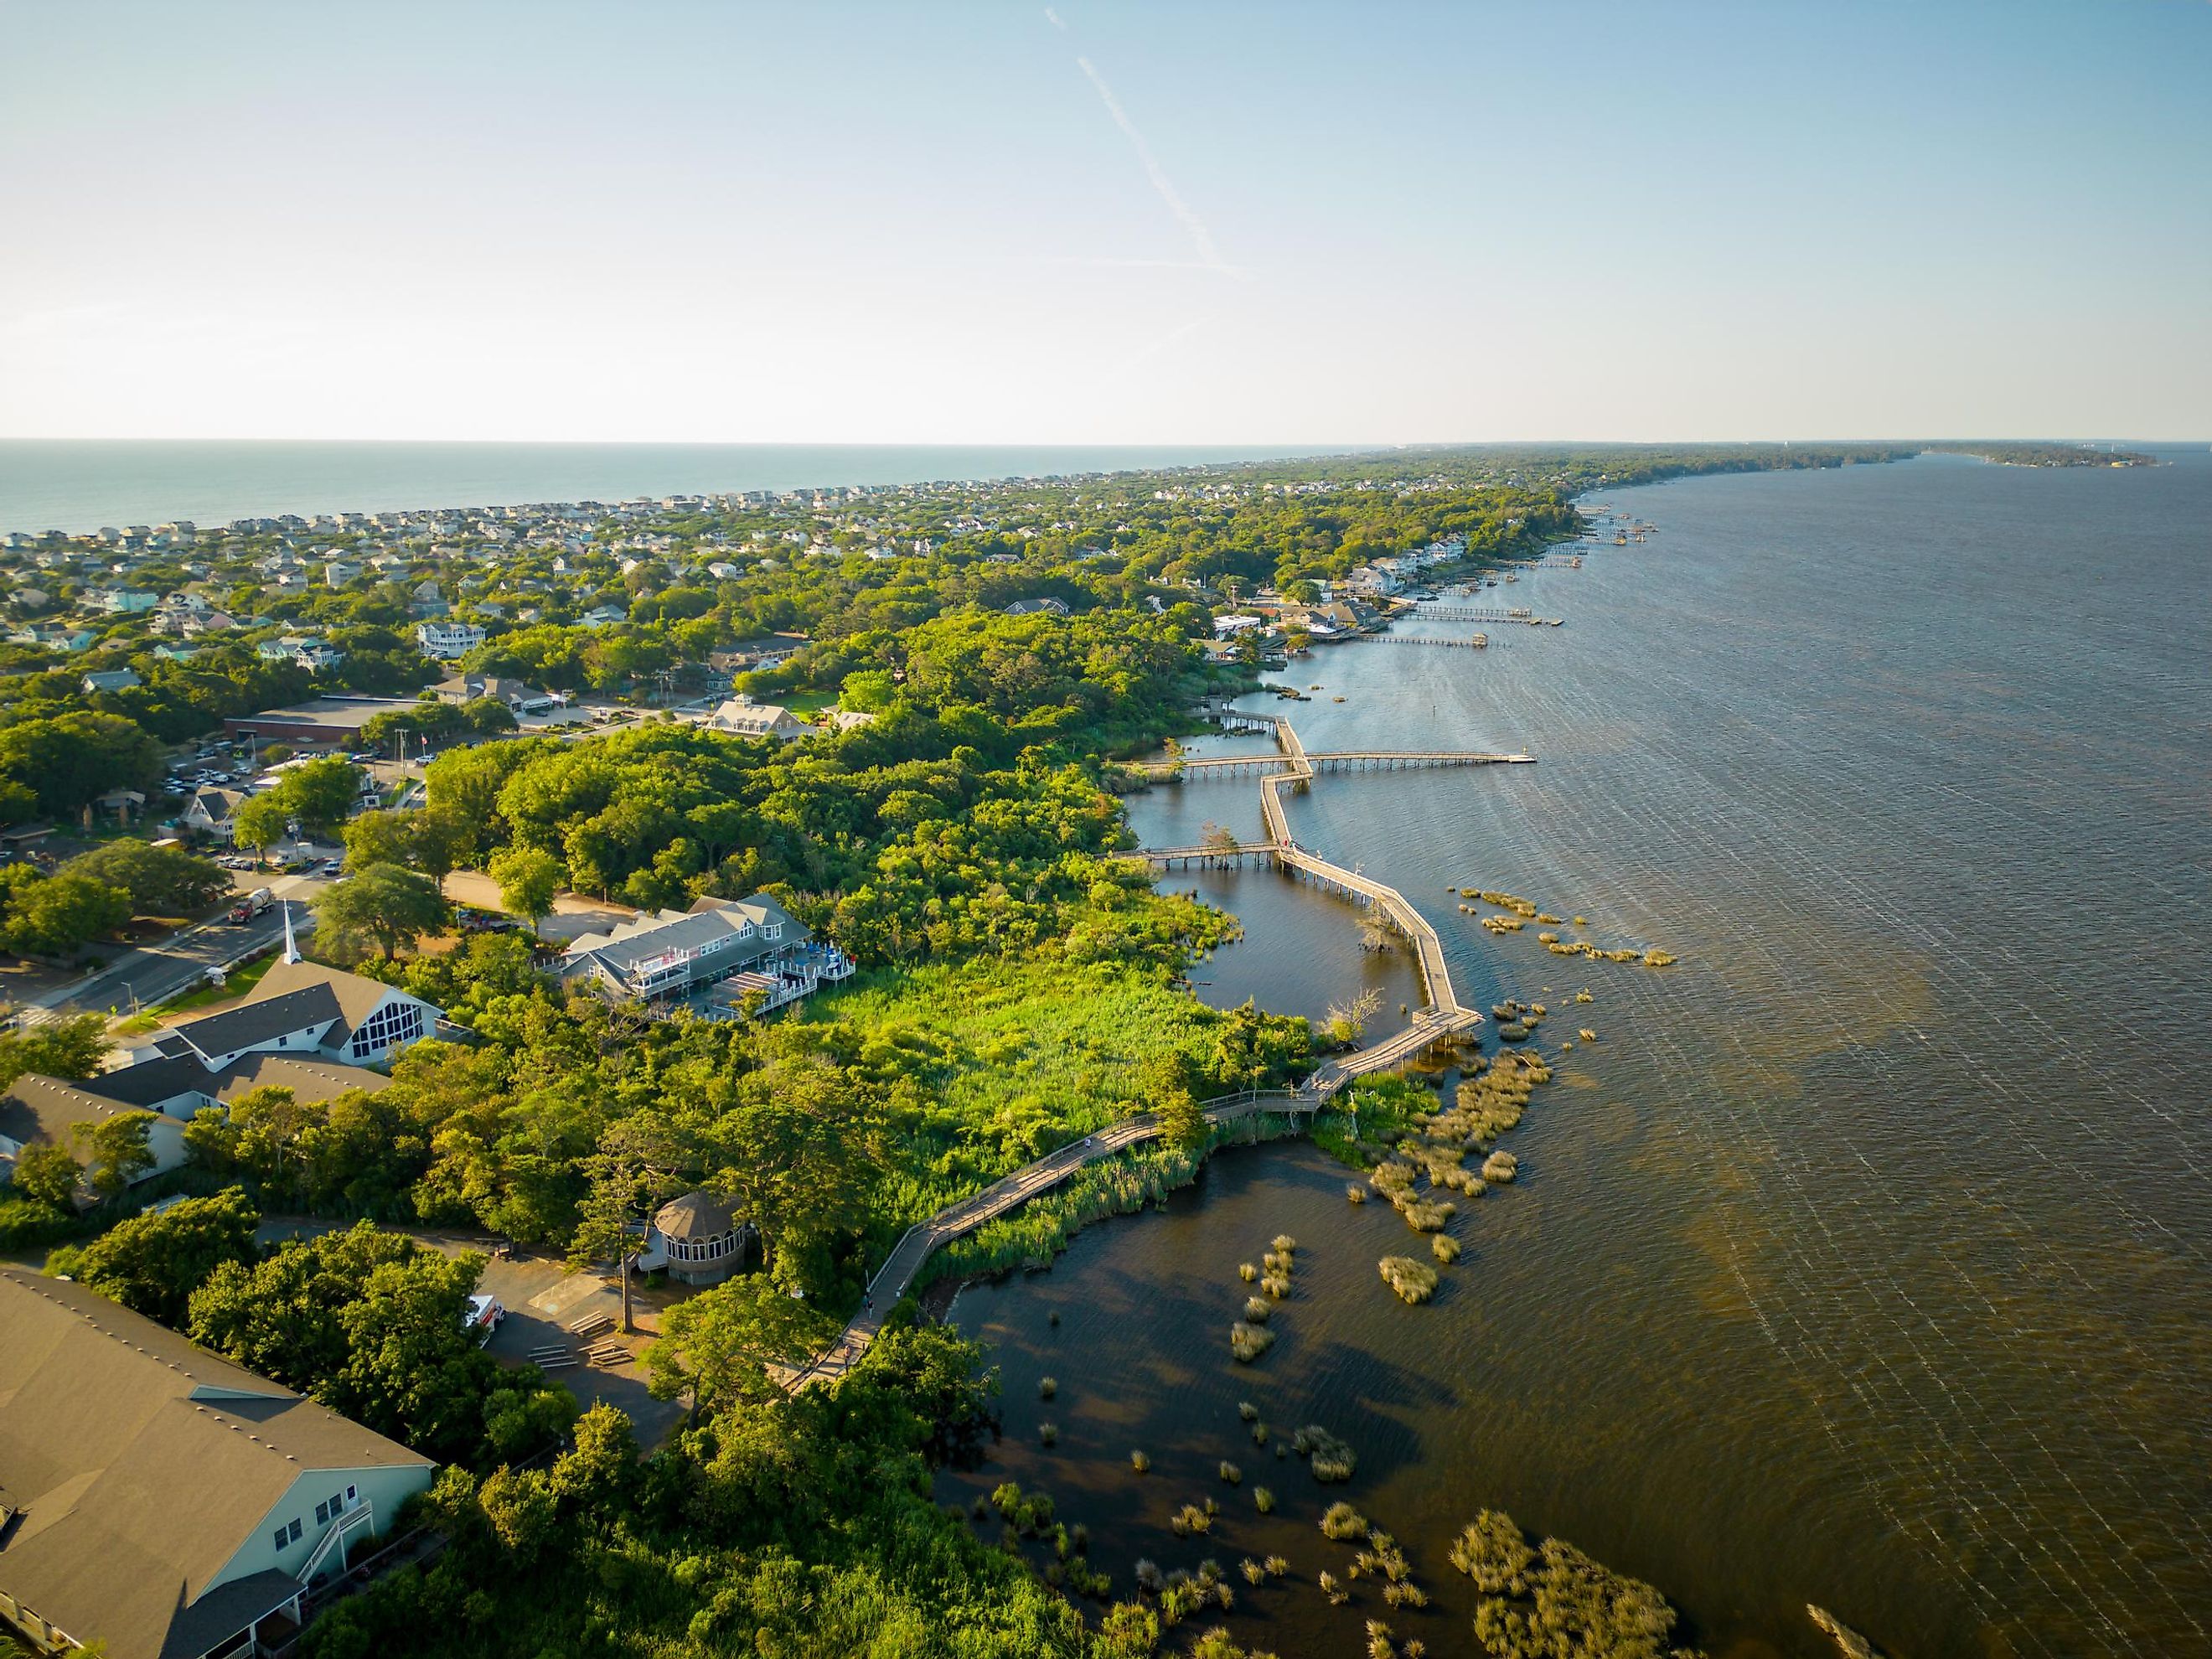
(779, 714), (1503, 1391)
(786, 1089), (1319, 1388)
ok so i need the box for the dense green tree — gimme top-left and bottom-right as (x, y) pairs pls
(313, 861), (445, 960)
(0, 1011), (109, 1088)
(9, 1140), (81, 1209)
(75, 1109), (157, 1198)
(44, 1187), (260, 1324)
(2, 871), (131, 958)
(643, 1272), (839, 1418)
(62, 840), (231, 916)
(486, 845), (560, 935)
(232, 791), (291, 858)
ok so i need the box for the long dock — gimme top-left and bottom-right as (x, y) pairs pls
(1142, 749), (1532, 781)
(1395, 606), (1560, 625)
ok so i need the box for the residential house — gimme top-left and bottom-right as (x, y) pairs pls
(90, 589), (158, 614)
(410, 581), (447, 617)
(560, 893), (851, 1021)
(0, 1267), (436, 1659)
(431, 672), (557, 715)
(578, 603), (628, 628)
(8, 624), (96, 654)
(1003, 597), (1070, 618)
(80, 668), (141, 695)
(414, 620), (484, 660)
(702, 699), (806, 742)
(257, 635), (344, 672)
(0, 1076), (189, 1193)
(182, 788), (243, 842)
(323, 561), (359, 587)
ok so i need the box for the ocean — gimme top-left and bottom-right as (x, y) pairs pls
(0, 439), (1341, 533)
(939, 448), (2212, 1658)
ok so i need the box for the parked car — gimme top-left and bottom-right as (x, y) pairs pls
(318, 858), (344, 876)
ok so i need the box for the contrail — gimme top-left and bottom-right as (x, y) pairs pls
(1075, 54), (1229, 273)
(1043, 6), (1066, 28)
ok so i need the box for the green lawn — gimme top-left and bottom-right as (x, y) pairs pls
(158, 951), (278, 1015)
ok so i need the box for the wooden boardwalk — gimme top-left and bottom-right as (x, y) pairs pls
(1141, 750), (1531, 782)
(772, 711), (1507, 1395)
(784, 1088), (1323, 1389)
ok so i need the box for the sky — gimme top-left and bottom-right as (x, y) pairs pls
(2, 1), (2208, 444)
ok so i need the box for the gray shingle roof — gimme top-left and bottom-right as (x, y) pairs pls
(0, 1269), (432, 1659)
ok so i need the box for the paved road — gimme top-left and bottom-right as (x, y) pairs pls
(784, 1089), (1320, 1389)
(23, 871), (332, 1023)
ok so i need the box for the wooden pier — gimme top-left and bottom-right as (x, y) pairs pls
(1340, 633), (1489, 650)
(1398, 606), (1561, 625)
(1142, 748), (1532, 783)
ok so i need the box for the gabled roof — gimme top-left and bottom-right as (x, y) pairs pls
(561, 893), (804, 980)
(163, 959), (426, 1066)
(216, 1052), (393, 1106)
(0, 1074), (158, 1152)
(0, 1269), (432, 1659)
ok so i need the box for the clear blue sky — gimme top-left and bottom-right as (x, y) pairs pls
(2, 1), (2205, 442)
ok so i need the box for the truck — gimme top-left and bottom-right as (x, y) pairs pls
(229, 886), (276, 923)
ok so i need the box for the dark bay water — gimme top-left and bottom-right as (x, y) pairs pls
(943, 452), (2212, 1658)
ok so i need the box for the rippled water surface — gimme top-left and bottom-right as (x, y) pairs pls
(941, 452), (2212, 1658)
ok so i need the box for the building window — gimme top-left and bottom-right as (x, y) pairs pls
(289, 1518), (303, 1543)
(316, 1501), (329, 1526)
(274, 1527), (289, 1550)
(349, 999), (426, 1059)
(345, 1485), (358, 1503)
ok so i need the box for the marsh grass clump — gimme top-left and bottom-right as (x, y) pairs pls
(1238, 1400), (1259, 1421)
(1320, 1501), (1369, 1540)
(1299, 1427), (1357, 1482)
(1320, 1569), (1348, 1605)
(1219, 1460), (1243, 1486)
(1272, 1234), (1297, 1253)
(1253, 1486), (1275, 1513)
(1243, 1295), (1273, 1323)
(1262, 1250), (1289, 1275)
(1135, 1558), (1165, 1594)
(1229, 1321), (1276, 1362)
(1579, 1027), (1597, 1042)
(1400, 1197), (1455, 1233)
(1482, 1150), (1519, 1184)
(1379, 1255), (1440, 1304)
(1643, 948), (1677, 967)
(1449, 1507), (1695, 1656)
(1171, 1502), (1212, 1537)
(1575, 989), (1594, 1003)
(1496, 1021), (1531, 1042)
(1346, 1184), (1368, 1203)
(1241, 1558), (1268, 1585)
(1251, 1421), (1269, 1447)
(1264, 1554), (1289, 1579)
(1039, 1376), (1057, 1399)
(1431, 1233), (1461, 1264)
(1239, 1262), (1258, 1283)
(1039, 1422), (1058, 1446)
(1365, 1618), (1397, 1658)
(1047, 1308), (1061, 1326)
(1260, 1271), (1292, 1300)
(1130, 1450), (1152, 1474)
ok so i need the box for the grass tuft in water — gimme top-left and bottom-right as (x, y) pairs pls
(1379, 1256), (1439, 1304)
